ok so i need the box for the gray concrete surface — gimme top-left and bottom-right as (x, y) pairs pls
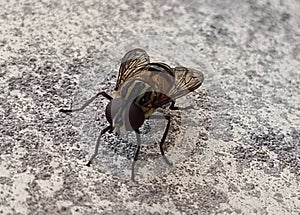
(1, 0), (300, 214)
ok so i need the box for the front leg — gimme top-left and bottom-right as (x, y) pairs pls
(131, 129), (141, 182)
(60, 92), (112, 113)
(86, 125), (112, 166)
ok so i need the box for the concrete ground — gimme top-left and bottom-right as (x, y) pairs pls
(0, 0), (299, 214)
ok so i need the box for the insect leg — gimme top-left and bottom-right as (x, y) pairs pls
(169, 100), (193, 110)
(59, 92), (112, 113)
(150, 115), (173, 166)
(131, 129), (141, 182)
(86, 125), (111, 167)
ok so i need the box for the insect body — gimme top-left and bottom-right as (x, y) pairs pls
(60, 49), (204, 181)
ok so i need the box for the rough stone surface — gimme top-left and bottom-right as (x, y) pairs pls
(1, 0), (299, 214)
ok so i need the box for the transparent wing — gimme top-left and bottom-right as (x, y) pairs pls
(153, 67), (204, 107)
(115, 49), (150, 90)
(170, 67), (204, 99)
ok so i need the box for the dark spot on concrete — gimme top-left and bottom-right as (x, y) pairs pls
(232, 126), (300, 176)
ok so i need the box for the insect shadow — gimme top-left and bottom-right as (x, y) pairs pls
(60, 49), (204, 181)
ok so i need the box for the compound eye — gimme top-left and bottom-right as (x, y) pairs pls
(105, 99), (123, 125)
(128, 103), (145, 130)
(105, 100), (113, 124)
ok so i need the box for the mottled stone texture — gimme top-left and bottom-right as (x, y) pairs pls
(0, 0), (299, 214)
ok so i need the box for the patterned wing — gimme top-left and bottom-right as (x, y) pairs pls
(153, 66), (204, 107)
(169, 67), (204, 99)
(115, 49), (150, 90)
